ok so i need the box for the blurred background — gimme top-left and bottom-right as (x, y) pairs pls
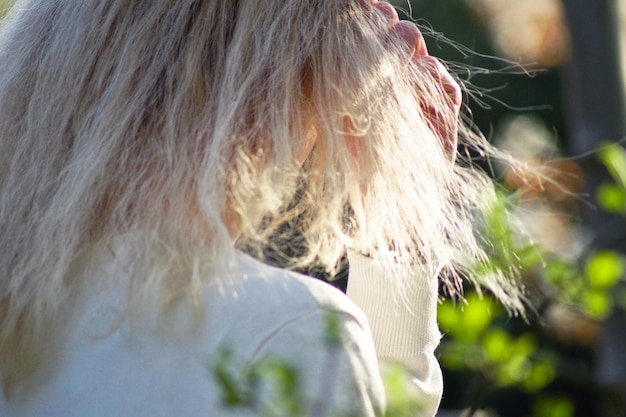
(389, 1), (626, 416)
(1, 0), (625, 416)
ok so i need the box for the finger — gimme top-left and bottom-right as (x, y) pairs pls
(373, 1), (399, 25)
(394, 21), (428, 58)
(417, 57), (462, 161)
(419, 56), (461, 109)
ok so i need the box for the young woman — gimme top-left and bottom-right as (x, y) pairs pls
(0, 0), (522, 415)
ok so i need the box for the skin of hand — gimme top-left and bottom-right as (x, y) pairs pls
(369, 0), (462, 160)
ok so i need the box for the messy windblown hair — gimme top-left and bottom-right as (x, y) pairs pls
(0, 0), (523, 392)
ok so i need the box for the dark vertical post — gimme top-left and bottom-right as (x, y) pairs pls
(563, 0), (625, 155)
(562, 1), (626, 416)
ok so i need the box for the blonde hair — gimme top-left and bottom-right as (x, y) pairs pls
(0, 0), (523, 392)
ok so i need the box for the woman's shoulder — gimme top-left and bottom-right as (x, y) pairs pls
(205, 250), (376, 358)
(215, 251), (368, 326)
(202, 251), (385, 416)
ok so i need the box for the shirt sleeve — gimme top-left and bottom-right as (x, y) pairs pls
(346, 251), (443, 417)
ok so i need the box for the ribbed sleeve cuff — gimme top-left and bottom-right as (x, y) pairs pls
(345, 251), (441, 372)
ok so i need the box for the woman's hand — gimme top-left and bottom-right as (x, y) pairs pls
(371, 0), (462, 160)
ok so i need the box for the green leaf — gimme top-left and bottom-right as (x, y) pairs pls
(495, 354), (531, 386)
(597, 183), (626, 213)
(584, 251), (623, 289)
(382, 363), (425, 417)
(482, 328), (512, 363)
(460, 294), (495, 342)
(324, 311), (342, 347)
(523, 359), (556, 392)
(510, 333), (537, 358)
(544, 259), (576, 286)
(598, 144), (626, 188)
(533, 395), (575, 417)
(437, 301), (460, 336)
(584, 290), (613, 319)
(212, 349), (251, 407)
(255, 360), (304, 417)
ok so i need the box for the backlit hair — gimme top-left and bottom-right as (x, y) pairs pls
(0, 0), (523, 393)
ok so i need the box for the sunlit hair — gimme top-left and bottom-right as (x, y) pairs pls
(0, 0), (523, 392)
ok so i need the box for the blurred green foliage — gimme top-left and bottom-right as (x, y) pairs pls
(0, 0), (12, 17)
(438, 293), (558, 394)
(532, 396), (575, 417)
(212, 348), (306, 417)
(212, 347), (430, 417)
(597, 144), (626, 216)
(382, 363), (432, 417)
(437, 146), (626, 416)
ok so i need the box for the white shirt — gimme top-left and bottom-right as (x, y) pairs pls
(1, 248), (442, 417)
